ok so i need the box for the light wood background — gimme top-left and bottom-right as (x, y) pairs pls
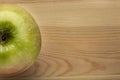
(2, 0), (120, 79)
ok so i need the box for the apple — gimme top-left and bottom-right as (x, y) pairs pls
(0, 5), (41, 77)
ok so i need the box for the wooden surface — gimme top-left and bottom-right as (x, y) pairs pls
(3, 0), (120, 79)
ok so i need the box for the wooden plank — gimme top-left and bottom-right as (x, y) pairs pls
(3, 75), (120, 80)
(1, 0), (120, 79)
(1, 0), (120, 3)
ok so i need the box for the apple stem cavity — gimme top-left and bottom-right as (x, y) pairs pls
(0, 31), (10, 44)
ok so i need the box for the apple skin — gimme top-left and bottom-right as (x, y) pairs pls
(0, 5), (41, 77)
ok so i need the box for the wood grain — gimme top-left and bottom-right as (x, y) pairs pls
(2, 0), (120, 79)
(0, 0), (120, 3)
(19, 26), (120, 77)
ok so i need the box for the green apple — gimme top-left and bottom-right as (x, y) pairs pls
(0, 5), (41, 77)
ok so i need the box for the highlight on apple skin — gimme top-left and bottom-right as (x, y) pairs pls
(0, 5), (41, 77)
